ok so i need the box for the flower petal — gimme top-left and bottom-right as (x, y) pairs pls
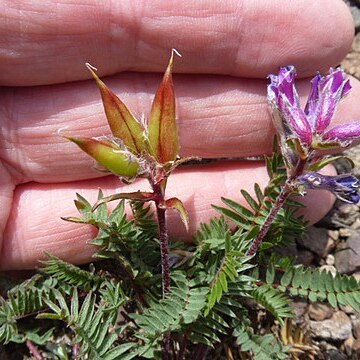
(297, 172), (360, 204)
(312, 68), (351, 133)
(323, 121), (360, 143)
(304, 73), (321, 129)
(268, 66), (312, 145)
(268, 66), (296, 106)
(65, 136), (139, 177)
(148, 50), (180, 163)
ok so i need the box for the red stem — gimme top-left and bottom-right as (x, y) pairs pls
(156, 203), (171, 296)
(151, 181), (171, 359)
(26, 340), (43, 360)
(246, 158), (307, 257)
(246, 185), (291, 256)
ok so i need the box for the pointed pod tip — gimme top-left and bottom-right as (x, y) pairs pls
(165, 49), (181, 74)
(85, 63), (103, 85)
(63, 135), (83, 145)
(171, 48), (182, 58)
(57, 126), (70, 137)
(85, 62), (98, 72)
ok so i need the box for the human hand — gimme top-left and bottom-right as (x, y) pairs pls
(0, 0), (358, 269)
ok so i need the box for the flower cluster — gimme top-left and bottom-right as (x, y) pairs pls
(268, 66), (360, 203)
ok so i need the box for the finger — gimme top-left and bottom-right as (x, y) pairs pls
(0, 0), (353, 85)
(1, 161), (335, 270)
(2, 73), (360, 183)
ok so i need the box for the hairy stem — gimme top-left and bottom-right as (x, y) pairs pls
(151, 181), (171, 359)
(246, 185), (291, 256)
(156, 203), (171, 358)
(156, 204), (171, 296)
(246, 158), (307, 256)
(26, 340), (43, 360)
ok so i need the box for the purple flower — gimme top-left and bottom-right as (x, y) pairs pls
(297, 172), (360, 204)
(268, 67), (360, 149)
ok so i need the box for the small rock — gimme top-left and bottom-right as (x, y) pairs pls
(353, 272), (360, 282)
(324, 237), (336, 257)
(297, 226), (329, 258)
(344, 335), (355, 356)
(339, 228), (353, 238)
(308, 303), (334, 321)
(275, 241), (297, 258)
(325, 349), (348, 360)
(328, 230), (340, 242)
(340, 303), (356, 316)
(295, 249), (314, 266)
(291, 299), (308, 318)
(352, 338), (360, 357)
(326, 254), (335, 266)
(349, 4), (360, 32)
(335, 232), (360, 274)
(349, 0), (360, 8)
(338, 204), (358, 217)
(352, 318), (360, 339)
(291, 300), (308, 326)
(352, 217), (360, 230)
(334, 203), (360, 228)
(342, 51), (360, 80)
(310, 311), (352, 341)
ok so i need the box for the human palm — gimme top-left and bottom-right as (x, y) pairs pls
(0, 0), (358, 269)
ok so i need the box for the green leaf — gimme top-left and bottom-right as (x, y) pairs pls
(327, 292), (337, 308)
(131, 271), (207, 337)
(308, 155), (354, 172)
(92, 191), (154, 211)
(241, 189), (260, 211)
(254, 183), (264, 203)
(104, 344), (137, 360)
(40, 255), (103, 291)
(221, 197), (254, 220)
(212, 205), (251, 229)
(265, 264), (275, 284)
(252, 285), (293, 324)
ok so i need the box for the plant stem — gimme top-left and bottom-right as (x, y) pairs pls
(152, 181), (171, 359)
(26, 340), (43, 360)
(156, 203), (171, 296)
(246, 184), (291, 256)
(246, 158), (307, 257)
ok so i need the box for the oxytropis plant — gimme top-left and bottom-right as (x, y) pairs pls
(3, 57), (360, 359)
(247, 66), (360, 256)
(65, 50), (190, 298)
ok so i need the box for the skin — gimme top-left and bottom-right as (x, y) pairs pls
(0, 0), (358, 269)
